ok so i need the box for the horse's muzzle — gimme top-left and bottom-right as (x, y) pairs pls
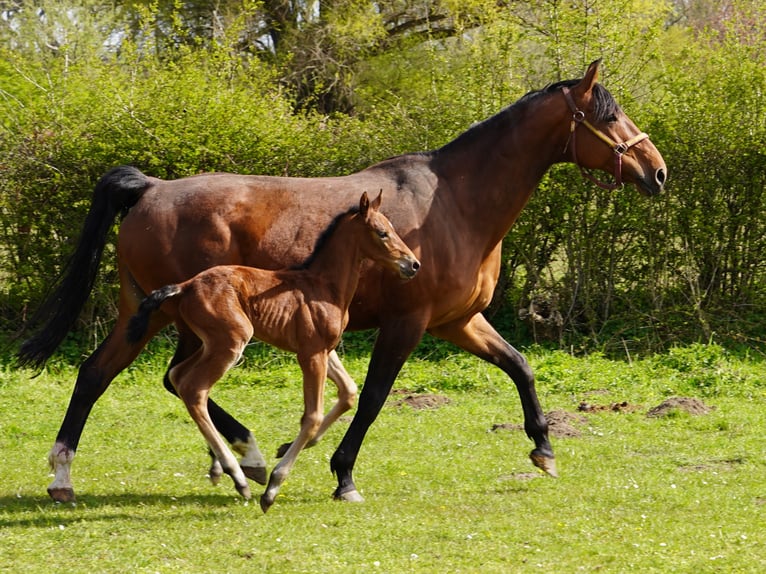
(637, 166), (667, 196)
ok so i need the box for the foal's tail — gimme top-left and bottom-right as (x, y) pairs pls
(126, 285), (182, 344)
(18, 166), (151, 368)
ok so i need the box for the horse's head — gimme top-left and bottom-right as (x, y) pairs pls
(358, 191), (420, 279)
(559, 59), (667, 196)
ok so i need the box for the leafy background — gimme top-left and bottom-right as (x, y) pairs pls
(1, 0), (765, 357)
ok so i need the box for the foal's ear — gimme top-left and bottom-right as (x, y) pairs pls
(359, 191), (370, 217)
(371, 189), (383, 211)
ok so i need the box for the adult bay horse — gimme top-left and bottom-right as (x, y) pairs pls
(127, 191), (419, 511)
(20, 60), (666, 503)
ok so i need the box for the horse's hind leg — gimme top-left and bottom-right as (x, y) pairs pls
(171, 340), (252, 499)
(429, 313), (557, 477)
(275, 349), (357, 458)
(47, 312), (162, 502)
(165, 329), (267, 485)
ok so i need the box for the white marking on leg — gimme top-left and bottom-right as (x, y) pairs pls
(47, 442), (75, 497)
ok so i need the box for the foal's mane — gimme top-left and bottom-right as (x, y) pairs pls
(290, 206), (361, 271)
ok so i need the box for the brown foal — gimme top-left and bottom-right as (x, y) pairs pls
(127, 191), (419, 512)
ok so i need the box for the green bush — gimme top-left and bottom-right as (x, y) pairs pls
(2, 0), (765, 358)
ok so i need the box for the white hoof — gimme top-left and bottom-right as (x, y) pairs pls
(335, 489), (364, 503)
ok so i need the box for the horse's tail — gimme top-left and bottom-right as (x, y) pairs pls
(126, 284), (182, 344)
(18, 166), (152, 368)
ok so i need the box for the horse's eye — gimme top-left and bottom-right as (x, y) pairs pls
(606, 114), (619, 123)
(376, 230), (389, 239)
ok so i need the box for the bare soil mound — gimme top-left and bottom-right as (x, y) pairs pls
(578, 400), (642, 413)
(491, 410), (586, 438)
(646, 396), (713, 418)
(391, 393), (451, 410)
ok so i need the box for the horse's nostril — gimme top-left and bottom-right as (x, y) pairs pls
(412, 260), (421, 271)
(656, 168), (666, 185)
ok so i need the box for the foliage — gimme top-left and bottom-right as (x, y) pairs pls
(2, 0), (766, 357)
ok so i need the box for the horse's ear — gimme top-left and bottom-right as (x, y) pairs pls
(359, 191), (370, 217)
(574, 59), (602, 98)
(371, 189), (383, 211)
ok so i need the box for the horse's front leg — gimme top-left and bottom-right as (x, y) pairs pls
(275, 349), (357, 457)
(330, 318), (427, 502)
(430, 312), (557, 477)
(166, 329), (267, 485)
(261, 352), (327, 513)
(48, 312), (159, 502)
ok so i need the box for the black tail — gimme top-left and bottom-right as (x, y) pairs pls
(18, 166), (151, 368)
(126, 284), (182, 344)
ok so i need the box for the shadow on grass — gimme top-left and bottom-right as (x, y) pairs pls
(0, 492), (245, 528)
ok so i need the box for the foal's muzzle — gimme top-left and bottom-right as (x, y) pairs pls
(399, 257), (421, 279)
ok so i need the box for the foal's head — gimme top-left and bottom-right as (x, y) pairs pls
(356, 191), (420, 279)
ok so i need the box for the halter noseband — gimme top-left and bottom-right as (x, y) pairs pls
(561, 86), (649, 190)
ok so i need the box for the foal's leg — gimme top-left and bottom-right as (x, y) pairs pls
(429, 313), (556, 477)
(165, 328), (266, 485)
(47, 308), (164, 502)
(275, 349), (357, 457)
(171, 343), (252, 499)
(261, 352), (327, 513)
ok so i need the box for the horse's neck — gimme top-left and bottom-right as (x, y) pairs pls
(433, 98), (566, 241)
(305, 222), (363, 308)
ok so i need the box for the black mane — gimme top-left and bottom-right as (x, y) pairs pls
(436, 77), (620, 155)
(537, 79), (621, 122)
(290, 206), (360, 270)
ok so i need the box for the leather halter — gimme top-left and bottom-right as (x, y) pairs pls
(561, 86), (649, 190)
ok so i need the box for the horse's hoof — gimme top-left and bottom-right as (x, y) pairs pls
(333, 489), (364, 503)
(235, 483), (252, 500)
(241, 465), (268, 485)
(48, 487), (76, 503)
(530, 451), (558, 478)
(275, 442), (290, 458)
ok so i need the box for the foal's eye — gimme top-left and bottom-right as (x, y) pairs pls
(376, 229), (389, 239)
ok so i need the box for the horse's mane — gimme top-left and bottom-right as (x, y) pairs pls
(536, 79), (621, 121)
(290, 206), (360, 270)
(436, 78), (620, 155)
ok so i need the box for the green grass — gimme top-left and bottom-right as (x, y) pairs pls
(0, 343), (764, 573)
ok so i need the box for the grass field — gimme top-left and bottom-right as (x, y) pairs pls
(0, 342), (764, 572)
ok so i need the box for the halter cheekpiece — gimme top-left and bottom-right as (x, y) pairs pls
(561, 86), (649, 190)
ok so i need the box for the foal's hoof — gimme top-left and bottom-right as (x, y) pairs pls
(235, 482), (252, 500)
(275, 442), (291, 458)
(259, 495), (274, 513)
(48, 486), (76, 503)
(208, 460), (224, 485)
(333, 488), (364, 503)
(241, 464), (268, 485)
(530, 451), (558, 478)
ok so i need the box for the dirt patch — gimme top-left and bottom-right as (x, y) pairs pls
(545, 410), (587, 438)
(646, 396), (713, 418)
(578, 400), (642, 413)
(391, 393), (451, 410)
(491, 410), (586, 438)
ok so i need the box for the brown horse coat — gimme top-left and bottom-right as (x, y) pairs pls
(23, 61), (666, 503)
